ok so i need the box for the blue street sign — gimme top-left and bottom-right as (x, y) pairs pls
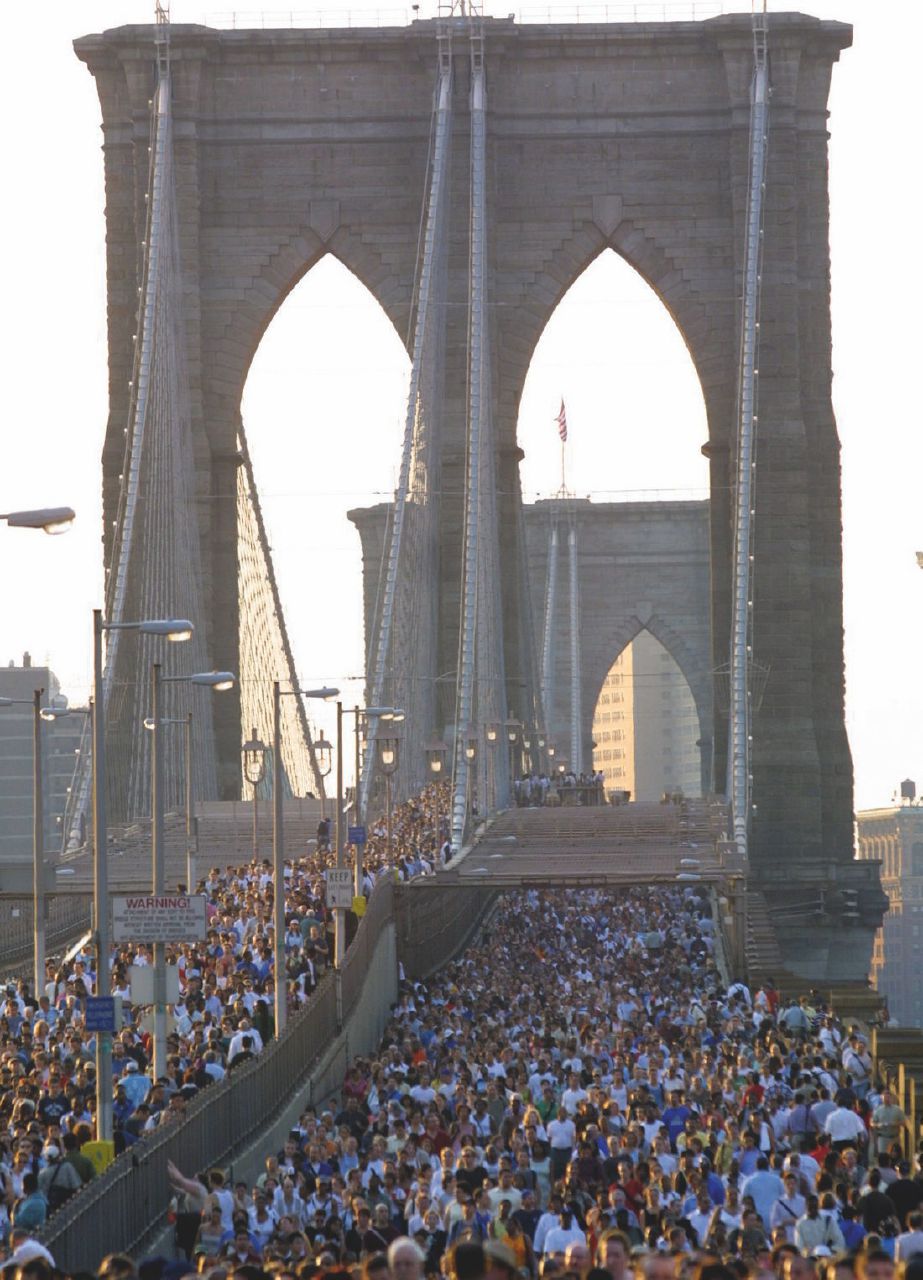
(347, 825), (367, 845)
(85, 997), (117, 1033)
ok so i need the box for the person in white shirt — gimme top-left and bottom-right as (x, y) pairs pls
(533, 1196), (565, 1254)
(547, 1107), (576, 1180)
(824, 1103), (867, 1150)
(561, 1073), (588, 1117)
(769, 1173), (806, 1242)
(686, 1190), (716, 1247)
(542, 1209), (586, 1256)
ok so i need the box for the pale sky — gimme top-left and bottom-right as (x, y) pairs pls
(1, 0), (919, 809)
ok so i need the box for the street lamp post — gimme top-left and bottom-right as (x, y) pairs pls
(271, 683), (338, 1036)
(143, 713), (198, 891)
(505, 718), (521, 803)
(92, 610), (193, 1143)
(241, 730), (267, 860)
(485, 723), (499, 814)
(353, 706), (362, 894)
(337, 705), (404, 899)
(465, 734), (478, 818)
(0, 690), (49, 999)
(426, 739), (448, 859)
(315, 736), (333, 821)
(150, 665), (234, 1079)
(377, 735), (400, 865)
(37, 702), (92, 997)
(335, 700), (345, 989)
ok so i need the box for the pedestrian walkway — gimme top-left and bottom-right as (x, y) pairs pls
(445, 801), (727, 886)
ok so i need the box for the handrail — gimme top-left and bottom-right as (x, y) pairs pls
(37, 880), (394, 1271)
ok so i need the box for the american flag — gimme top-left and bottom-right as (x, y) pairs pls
(555, 398), (568, 443)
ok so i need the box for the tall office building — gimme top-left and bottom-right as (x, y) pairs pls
(0, 654), (83, 865)
(592, 630), (700, 801)
(856, 795), (923, 1026)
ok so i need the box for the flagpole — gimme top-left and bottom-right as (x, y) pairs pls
(560, 437), (566, 496)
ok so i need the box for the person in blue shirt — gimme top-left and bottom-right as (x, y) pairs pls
(12, 1175), (47, 1231)
(741, 1156), (785, 1228)
(662, 1091), (692, 1148)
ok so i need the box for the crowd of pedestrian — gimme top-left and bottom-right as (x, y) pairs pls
(513, 774), (606, 808)
(0, 784), (452, 1254)
(139, 883), (919, 1280)
(3, 840), (923, 1280)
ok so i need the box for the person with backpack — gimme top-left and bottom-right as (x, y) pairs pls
(36, 1143), (80, 1213)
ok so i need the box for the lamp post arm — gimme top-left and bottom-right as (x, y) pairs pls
(273, 681), (286, 1036)
(92, 609), (114, 1145)
(32, 689), (45, 1002)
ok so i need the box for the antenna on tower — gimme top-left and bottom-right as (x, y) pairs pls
(155, 1), (171, 75)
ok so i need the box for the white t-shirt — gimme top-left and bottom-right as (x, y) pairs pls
(561, 1088), (588, 1116)
(824, 1108), (865, 1142)
(547, 1117), (576, 1150)
(542, 1224), (587, 1256)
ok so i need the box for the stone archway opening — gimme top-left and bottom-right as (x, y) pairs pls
(517, 248), (709, 501)
(517, 248), (713, 784)
(592, 629), (703, 802)
(241, 254), (411, 751)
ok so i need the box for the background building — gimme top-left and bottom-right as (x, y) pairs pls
(592, 630), (701, 801)
(856, 791), (923, 1026)
(0, 654), (82, 866)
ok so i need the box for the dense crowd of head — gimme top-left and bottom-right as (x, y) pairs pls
(3, 854), (922, 1280)
(0, 784), (452, 1256)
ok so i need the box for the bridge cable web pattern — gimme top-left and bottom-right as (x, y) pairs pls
(361, 36), (454, 813)
(451, 24), (509, 849)
(513, 487), (547, 792)
(237, 426), (326, 800)
(65, 34), (218, 839)
(727, 9), (769, 862)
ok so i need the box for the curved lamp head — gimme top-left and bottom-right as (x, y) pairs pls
(188, 670), (236, 691)
(242, 727), (268, 784)
(139, 618), (194, 641)
(302, 686), (340, 700)
(315, 736), (334, 774)
(426, 738), (448, 776)
(1, 506), (76, 534)
(40, 707), (70, 722)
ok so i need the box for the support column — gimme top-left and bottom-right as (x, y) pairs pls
(568, 520), (582, 776)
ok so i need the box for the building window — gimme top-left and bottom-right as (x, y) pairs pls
(913, 843), (923, 877)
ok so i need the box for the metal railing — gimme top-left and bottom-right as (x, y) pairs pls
(34, 874), (498, 1269)
(0, 897), (91, 981)
(38, 879), (394, 1271)
(871, 1027), (923, 1159)
(395, 882), (497, 978)
(198, 3), (760, 29)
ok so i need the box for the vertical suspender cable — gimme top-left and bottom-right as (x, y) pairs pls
(728, 9), (769, 863)
(541, 521), (559, 734)
(361, 42), (454, 815)
(64, 54), (172, 850)
(568, 518), (583, 776)
(451, 31), (488, 849)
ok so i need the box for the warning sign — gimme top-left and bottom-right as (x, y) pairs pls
(112, 895), (208, 943)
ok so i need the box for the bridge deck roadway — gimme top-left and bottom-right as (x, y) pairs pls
(23, 799), (327, 898)
(434, 800), (730, 888)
